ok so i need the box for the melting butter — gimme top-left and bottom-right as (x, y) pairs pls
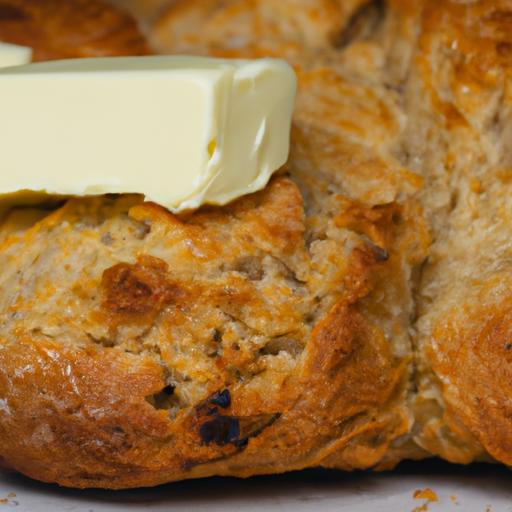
(0, 56), (296, 212)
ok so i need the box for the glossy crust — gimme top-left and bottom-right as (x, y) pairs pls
(0, 0), (511, 489)
(0, 0), (150, 61)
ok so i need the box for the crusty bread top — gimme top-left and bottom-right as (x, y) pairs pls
(0, 0), (150, 61)
(0, 0), (429, 489)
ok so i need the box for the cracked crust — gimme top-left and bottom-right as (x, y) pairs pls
(0, 176), (427, 487)
(0, 0), (511, 489)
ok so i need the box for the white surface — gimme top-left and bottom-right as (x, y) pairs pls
(0, 462), (510, 511)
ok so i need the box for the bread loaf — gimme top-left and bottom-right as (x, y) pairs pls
(0, 0), (511, 488)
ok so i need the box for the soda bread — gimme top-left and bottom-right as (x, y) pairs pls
(0, 0), (510, 488)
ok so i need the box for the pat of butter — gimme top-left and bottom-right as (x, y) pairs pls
(0, 56), (296, 212)
(0, 41), (32, 68)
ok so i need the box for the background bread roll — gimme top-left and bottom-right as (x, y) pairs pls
(0, 0), (149, 60)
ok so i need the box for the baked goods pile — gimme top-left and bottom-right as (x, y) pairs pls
(0, 0), (511, 489)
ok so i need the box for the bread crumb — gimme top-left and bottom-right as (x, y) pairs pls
(412, 488), (439, 512)
(412, 503), (429, 512)
(413, 488), (439, 501)
(450, 494), (458, 505)
(0, 493), (17, 506)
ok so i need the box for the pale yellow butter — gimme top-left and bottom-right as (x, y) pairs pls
(0, 41), (32, 68)
(0, 56), (296, 212)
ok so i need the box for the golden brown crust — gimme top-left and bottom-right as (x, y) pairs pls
(0, 0), (150, 61)
(152, 0), (366, 59)
(429, 291), (512, 466)
(100, 255), (184, 330)
(403, 0), (512, 467)
(0, 337), (172, 487)
(0, 171), (426, 488)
